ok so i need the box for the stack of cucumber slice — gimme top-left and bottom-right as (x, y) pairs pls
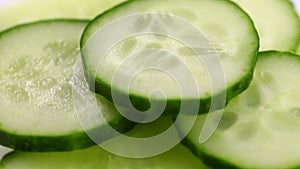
(0, 0), (299, 168)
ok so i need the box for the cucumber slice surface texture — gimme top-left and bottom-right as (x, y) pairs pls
(81, 0), (259, 115)
(0, 0), (126, 32)
(0, 146), (205, 169)
(0, 20), (133, 152)
(180, 51), (300, 169)
(297, 44), (300, 55)
(0, 118), (208, 169)
(231, 0), (300, 51)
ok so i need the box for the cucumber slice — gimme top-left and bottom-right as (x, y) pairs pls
(0, 20), (133, 152)
(81, 0), (259, 114)
(231, 0), (300, 51)
(0, 0), (126, 31)
(0, 146), (206, 169)
(0, 118), (208, 169)
(180, 51), (300, 169)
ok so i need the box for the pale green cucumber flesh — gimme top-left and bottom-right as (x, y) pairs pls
(231, 0), (300, 51)
(181, 51), (300, 169)
(0, 117), (208, 169)
(0, 20), (133, 151)
(0, 0), (126, 32)
(81, 0), (259, 114)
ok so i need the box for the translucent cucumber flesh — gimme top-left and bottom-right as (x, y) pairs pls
(101, 35), (212, 98)
(0, 21), (120, 137)
(185, 52), (300, 169)
(0, 22), (85, 135)
(0, 0), (126, 31)
(0, 118), (208, 169)
(0, 145), (206, 169)
(82, 0), (258, 100)
(232, 0), (300, 51)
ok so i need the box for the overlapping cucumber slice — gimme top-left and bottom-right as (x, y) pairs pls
(0, 20), (133, 152)
(0, 146), (206, 169)
(0, 0), (126, 31)
(81, 0), (259, 115)
(231, 0), (300, 51)
(179, 51), (300, 169)
(0, 118), (208, 169)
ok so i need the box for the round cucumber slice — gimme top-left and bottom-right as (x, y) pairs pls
(0, 20), (133, 152)
(81, 0), (259, 115)
(0, 0), (126, 32)
(231, 0), (300, 51)
(180, 51), (300, 169)
(0, 146), (206, 169)
(0, 118), (208, 169)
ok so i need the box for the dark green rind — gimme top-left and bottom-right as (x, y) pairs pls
(84, 63), (256, 116)
(80, 0), (259, 115)
(0, 20), (135, 152)
(0, 19), (90, 37)
(259, 50), (300, 59)
(0, 118), (209, 169)
(181, 139), (239, 169)
(181, 51), (300, 169)
(0, 144), (209, 169)
(0, 116), (134, 152)
(183, 137), (300, 169)
(80, 0), (133, 45)
(174, 117), (239, 169)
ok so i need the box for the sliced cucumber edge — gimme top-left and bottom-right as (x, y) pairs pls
(181, 51), (300, 169)
(80, 0), (260, 115)
(0, 19), (135, 152)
